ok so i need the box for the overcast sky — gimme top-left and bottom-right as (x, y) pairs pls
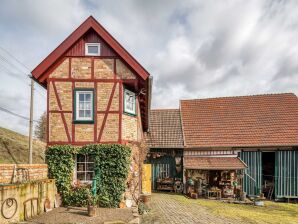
(1, 0), (298, 135)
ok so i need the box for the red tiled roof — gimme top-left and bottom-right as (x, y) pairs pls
(180, 93), (298, 148)
(184, 157), (247, 170)
(146, 109), (184, 148)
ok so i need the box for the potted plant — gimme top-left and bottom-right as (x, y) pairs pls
(87, 192), (98, 217)
(187, 177), (194, 186)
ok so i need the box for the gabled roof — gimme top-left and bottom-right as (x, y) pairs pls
(146, 109), (184, 148)
(180, 93), (298, 148)
(31, 16), (150, 83)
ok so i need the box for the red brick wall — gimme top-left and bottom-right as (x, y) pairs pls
(0, 164), (48, 184)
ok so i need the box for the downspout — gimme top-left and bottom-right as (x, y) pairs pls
(139, 77), (152, 196)
(147, 77), (153, 133)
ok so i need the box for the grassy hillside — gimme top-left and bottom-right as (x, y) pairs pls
(0, 127), (45, 164)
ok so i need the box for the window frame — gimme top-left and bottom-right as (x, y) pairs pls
(123, 88), (137, 116)
(73, 88), (95, 124)
(75, 154), (95, 184)
(85, 43), (101, 56)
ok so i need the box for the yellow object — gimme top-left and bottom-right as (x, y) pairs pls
(142, 164), (152, 194)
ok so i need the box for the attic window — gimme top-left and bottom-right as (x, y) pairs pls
(85, 43), (100, 56)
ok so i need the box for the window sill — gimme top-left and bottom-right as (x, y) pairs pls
(124, 112), (137, 117)
(73, 120), (94, 124)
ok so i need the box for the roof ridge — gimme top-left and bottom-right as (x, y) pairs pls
(180, 92), (296, 102)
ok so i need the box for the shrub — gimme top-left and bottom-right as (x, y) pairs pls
(64, 186), (90, 207)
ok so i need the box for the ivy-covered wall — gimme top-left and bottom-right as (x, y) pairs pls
(45, 144), (131, 207)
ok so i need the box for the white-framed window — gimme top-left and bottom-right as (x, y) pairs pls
(76, 154), (94, 182)
(74, 89), (94, 122)
(85, 43), (101, 56)
(124, 88), (136, 115)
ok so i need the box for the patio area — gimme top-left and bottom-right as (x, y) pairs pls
(142, 193), (298, 224)
(26, 206), (136, 224)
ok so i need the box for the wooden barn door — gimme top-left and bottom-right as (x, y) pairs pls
(275, 150), (298, 198)
(142, 164), (152, 194)
(240, 151), (262, 196)
(151, 163), (171, 190)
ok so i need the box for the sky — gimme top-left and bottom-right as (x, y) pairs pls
(1, 0), (298, 135)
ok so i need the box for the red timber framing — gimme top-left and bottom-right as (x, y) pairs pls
(97, 82), (117, 142)
(46, 59), (139, 145)
(51, 81), (71, 142)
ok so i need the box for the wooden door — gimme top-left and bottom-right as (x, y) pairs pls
(142, 164), (152, 194)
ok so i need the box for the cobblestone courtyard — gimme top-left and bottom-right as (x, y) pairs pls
(142, 193), (298, 224)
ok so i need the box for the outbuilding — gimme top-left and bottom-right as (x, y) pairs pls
(147, 93), (298, 200)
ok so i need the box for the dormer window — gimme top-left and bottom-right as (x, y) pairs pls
(85, 43), (100, 56)
(124, 88), (136, 115)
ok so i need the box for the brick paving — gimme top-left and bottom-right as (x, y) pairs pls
(27, 206), (134, 224)
(142, 193), (245, 224)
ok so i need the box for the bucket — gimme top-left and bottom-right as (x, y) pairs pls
(254, 201), (264, 206)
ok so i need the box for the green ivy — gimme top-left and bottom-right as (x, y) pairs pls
(64, 186), (90, 207)
(45, 144), (131, 208)
(45, 145), (75, 197)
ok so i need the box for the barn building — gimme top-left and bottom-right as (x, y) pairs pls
(146, 93), (298, 200)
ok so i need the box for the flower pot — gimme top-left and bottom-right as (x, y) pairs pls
(88, 205), (96, 217)
(141, 194), (151, 204)
(187, 178), (194, 186)
(119, 201), (126, 208)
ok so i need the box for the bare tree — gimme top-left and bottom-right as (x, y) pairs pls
(34, 112), (47, 142)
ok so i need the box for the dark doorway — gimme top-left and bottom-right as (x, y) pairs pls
(262, 151), (275, 199)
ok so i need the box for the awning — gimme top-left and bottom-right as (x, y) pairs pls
(184, 157), (247, 170)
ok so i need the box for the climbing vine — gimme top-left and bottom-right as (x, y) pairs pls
(45, 144), (131, 207)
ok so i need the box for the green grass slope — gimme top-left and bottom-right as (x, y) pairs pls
(0, 127), (45, 164)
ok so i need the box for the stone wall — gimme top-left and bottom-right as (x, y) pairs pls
(0, 164), (48, 184)
(123, 141), (148, 207)
(0, 179), (56, 223)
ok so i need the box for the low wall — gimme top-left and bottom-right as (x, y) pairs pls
(0, 179), (56, 223)
(0, 164), (48, 184)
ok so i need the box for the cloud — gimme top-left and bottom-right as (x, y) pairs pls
(1, 0), (298, 134)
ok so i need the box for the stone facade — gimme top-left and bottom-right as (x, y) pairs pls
(71, 58), (92, 79)
(49, 58), (69, 79)
(94, 58), (115, 79)
(48, 57), (141, 144)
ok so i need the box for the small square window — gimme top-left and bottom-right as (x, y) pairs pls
(76, 154), (95, 183)
(85, 43), (100, 56)
(124, 88), (136, 115)
(74, 89), (94, 123)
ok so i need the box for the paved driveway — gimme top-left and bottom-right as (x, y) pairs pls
(142, 193), (242, 224)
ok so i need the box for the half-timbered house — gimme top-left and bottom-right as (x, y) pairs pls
(31, 16), (152, 184)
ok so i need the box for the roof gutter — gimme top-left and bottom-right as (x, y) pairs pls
(146, 76), (153, 132)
